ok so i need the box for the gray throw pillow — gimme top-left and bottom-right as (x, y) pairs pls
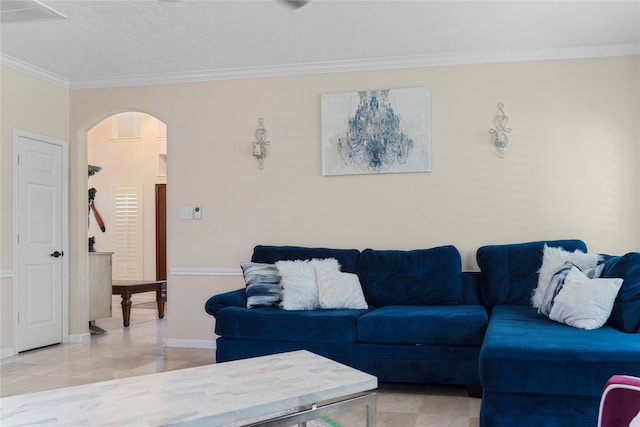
(241, 262), (282, 308)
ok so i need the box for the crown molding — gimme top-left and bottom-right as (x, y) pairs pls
(0, 53), (69, 89)
(66, 43), (640, 89)
(3, 43), (639, 90)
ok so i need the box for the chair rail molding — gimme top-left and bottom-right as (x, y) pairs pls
(169, 267), (242, 276)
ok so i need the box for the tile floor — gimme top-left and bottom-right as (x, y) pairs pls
(0, 293), (480, 426)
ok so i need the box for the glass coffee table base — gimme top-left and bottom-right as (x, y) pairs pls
(244, 392), (376, 427)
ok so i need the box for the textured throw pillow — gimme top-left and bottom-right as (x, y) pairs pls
(316, 266), (368, 309)
(536, 261), (574, 316)
(548, 266), (623, 330)
(276, 258), (340, 310)
(532, 244), (602, 309)
(241, 262), (282, 308)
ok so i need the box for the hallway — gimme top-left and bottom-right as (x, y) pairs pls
(1, 293), (212, 397)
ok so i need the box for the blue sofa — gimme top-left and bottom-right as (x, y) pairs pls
(205, 241), (640, 426)
(206, 244), (488, 386)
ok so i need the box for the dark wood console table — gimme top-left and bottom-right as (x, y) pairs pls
(112, 280), (167, 327)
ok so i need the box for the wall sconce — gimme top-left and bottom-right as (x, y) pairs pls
(488, 103), (512, 158)
(252, 118), (270, 169)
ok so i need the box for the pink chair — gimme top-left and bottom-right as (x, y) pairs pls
(598, 375), (640, 427)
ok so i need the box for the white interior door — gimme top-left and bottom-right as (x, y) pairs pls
(15, 131), (68, 352)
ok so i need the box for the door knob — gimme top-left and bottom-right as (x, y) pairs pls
(50, 251), (63, 258)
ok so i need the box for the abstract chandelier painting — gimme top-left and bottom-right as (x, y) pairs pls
(322, 87), (431, 176)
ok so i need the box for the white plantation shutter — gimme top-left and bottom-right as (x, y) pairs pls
(116, 112), (141, 139)
(112, 186), (143, 280)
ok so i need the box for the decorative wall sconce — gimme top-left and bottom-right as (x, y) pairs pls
(488, 103), (512, 158)
(252, 118), (270, 169)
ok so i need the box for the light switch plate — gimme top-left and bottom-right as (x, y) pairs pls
(178, 206), (193, 220)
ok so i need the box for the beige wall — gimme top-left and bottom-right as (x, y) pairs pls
(2, 55), (637, 352)
(66, 55), (639, 347)
(0, 66), (69, 355)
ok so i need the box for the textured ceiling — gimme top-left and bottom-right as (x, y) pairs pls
(1, 1), (639, 88)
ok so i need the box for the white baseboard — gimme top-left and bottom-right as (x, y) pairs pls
(166, 338), (216, 349)
(68, 332), (91, 343)
(0, 346), (16, 359)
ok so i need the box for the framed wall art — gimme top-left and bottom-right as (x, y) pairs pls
(322, 87), (431, 176)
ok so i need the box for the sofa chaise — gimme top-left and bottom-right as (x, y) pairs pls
(476, 240), (640, 427)
(204, 240), (640, 426)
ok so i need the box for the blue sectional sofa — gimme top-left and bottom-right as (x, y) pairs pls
(204, 241), (640, 427)
(476, 240), (640, 427)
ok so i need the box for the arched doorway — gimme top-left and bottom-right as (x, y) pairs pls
(87, 111), (167, 283)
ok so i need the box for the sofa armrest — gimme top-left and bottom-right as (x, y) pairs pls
(204, 288), (247, 317)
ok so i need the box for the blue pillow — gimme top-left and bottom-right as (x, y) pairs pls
(356, 246), (462, 307)
(240, 262), (282, 308)
(601, 252), (640, 333)
(476, 240), (587, 307)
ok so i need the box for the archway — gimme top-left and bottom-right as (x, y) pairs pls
(86, 112), (167, 326)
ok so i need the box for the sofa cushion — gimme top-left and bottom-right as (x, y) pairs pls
(358, 305), (487, 346)
(214, 306), (369, 344)
(357, 246), (463, 307)
(601, 252), (640, 333)
(479, 305), (640, 397)
(476, 240), (587, 307)
(251, 245), (361, 273)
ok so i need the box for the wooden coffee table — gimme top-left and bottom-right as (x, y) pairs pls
(112, 279), (167, 327)
(0, 350), (378, 426)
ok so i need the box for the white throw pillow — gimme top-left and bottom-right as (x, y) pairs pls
(548, 266), (622, 330)
(532, 244), (602, 309)
(316, 267), (368, 309)
(276, 258), (340, 310)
